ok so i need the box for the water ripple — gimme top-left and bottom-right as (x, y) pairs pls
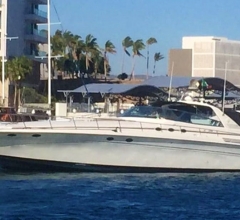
(1, 173), (240, 219)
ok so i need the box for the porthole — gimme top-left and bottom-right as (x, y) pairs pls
(168, 128), (174, 132)
(181, 129), (187, 133)
(126, 138), (133, 142)
(155, 127), (162, 131)
(32, 134), (41, 137)
(107, 137), (114, 141)
(7, 134), (16, 137)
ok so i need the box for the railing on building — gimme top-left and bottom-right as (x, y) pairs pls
(33, 8), (47, 18)
(32, 29), (47, 38)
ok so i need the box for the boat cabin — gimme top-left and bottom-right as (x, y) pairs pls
(121, 102), (223, 127)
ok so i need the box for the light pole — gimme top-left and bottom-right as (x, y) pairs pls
(168, 62), (174, 101)
(222, 61), (228, 114)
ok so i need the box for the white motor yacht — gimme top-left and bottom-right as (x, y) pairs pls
(1, 100), (240, 172)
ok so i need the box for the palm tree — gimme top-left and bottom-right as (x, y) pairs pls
(103, 40), (116, 80)
(153, 52), (164, 75)
(51, 30), (65, 57)
(4, 56), (32, 109)
(121, 36), (133, 74)
(51, 30), (83, 78)
(82, 34), (98, 74)
(92, 49), (104, 78)
(71, 38), (84, 78)
(130, 39), (145, 80)
(63, 31), (82, 61)
(146, 37), (157, 79)
(50, 30), (66, 76)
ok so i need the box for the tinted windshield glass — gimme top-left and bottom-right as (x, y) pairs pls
(121, 105), (223, 127)
(122, 106), (161, 118)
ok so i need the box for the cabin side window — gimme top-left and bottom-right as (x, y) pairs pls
(162, 104), (223, 127)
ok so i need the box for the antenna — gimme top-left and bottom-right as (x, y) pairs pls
(168, 62), (174, 101)
(36, 0), (61, 111)
(222, 61), (228, 114)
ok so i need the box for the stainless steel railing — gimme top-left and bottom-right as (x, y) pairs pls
(1, 114), (240, 138)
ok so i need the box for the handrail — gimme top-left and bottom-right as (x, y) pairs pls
(33, 8), (47, 18)
(1, 115), (239, 137)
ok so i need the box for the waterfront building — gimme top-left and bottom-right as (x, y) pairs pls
(168, 36), (240, 86)
(0, 0), (47, 105)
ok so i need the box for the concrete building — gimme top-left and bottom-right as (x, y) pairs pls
(168, 49), (192, 77)
(168, 36), (240, 86)
(0, 0), (47, 106)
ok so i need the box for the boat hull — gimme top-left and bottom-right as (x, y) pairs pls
(1, 131), (240, 172)
(1, 155), (240, 173)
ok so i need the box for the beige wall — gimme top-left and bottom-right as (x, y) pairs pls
(192, 41), (214, 77)
(215, 41), (240, 86)
(193, 54), (214, 69)
(193, 41), (214, 53)
(177, 36), (240, 85)
(168, 49), (192, 77)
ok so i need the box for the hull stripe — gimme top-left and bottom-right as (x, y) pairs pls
(0, 155), (240, 173)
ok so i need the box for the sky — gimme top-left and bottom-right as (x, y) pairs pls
(46, 0), (240, 76)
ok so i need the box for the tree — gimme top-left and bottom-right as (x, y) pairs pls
(91, 49), (103, 78)
(103, 40), (116, 80)
(82, 34), (98, 74)
(22, 87), (48, 103)
(51, 30), (83, 78)
(1, 56), (32, 109)
(117, 73), (128, 80)
(153, 52), (164, 75)
(121, 36), (133, 74)
(130, 39), (145, 80)
(66, 33), (84, 78)
(51, 30), (66, 57)
(146, 37), (157, 79)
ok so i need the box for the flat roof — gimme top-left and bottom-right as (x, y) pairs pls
(58, 76), (197, 94)
(57, 76), (240, 96)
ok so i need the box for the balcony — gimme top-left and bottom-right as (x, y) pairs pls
(26, 50), (48, 63)
(25, 29), (48, 44)
(25, 8), (47, 23)
(29, 0), (47, 5)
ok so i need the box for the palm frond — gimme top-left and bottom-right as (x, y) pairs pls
(132, 39), (145, 56)
(122, 36), (133, 48)
(146, 37), (157, 45)
(105, 40), (116, 54)
(137, 51), (145, 58)
(154, 52), (164, 61)
(124, 49), (131, 56)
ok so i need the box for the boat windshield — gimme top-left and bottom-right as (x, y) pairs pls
(121, 105), (223, 127)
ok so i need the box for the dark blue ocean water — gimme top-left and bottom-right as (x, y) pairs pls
(1, 173), (240, 219)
